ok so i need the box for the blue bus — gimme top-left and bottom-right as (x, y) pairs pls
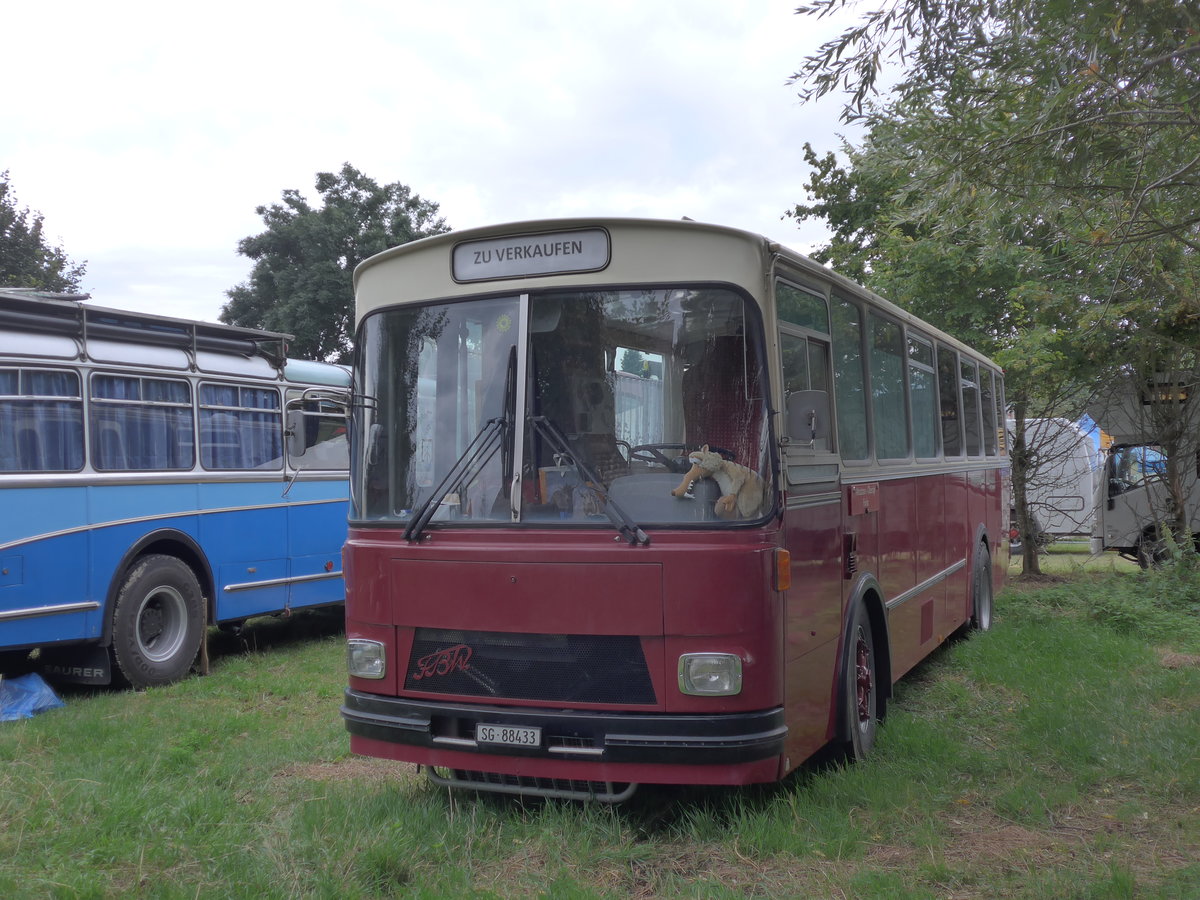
(0, 288), (350, 688)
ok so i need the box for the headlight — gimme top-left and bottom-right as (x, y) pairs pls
(678, 652), (742, 696)
(347, 638), (386, 679)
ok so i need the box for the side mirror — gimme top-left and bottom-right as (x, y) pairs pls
(285, 409), (307, 459)
(786, 390), (830, 447)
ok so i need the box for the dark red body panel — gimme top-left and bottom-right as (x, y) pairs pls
(347, 528), (785, 715)
(344, 465), (1007, 787)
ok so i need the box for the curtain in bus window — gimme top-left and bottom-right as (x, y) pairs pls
(833, 298), (868, 460)
(91, 374), (194, 470)
(937, 347), (962, 456)
(908, 337), (938, 458)
(960, 359), (982, 456)
(612, 370), (664, 449)
(870, 315), (908, 459)
(199, 384), (282, 469)
(0, 368), (83, 472)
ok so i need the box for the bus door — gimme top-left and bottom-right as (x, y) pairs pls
(778, 319), (845, 758)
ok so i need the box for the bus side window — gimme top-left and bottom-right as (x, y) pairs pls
(832, 297), (868, 460)
(907, 334), (938, 458)
(960, 358), (982, 456)
(938, 346), (962, 457)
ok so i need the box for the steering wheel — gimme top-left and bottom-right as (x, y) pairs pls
(630, 443), (736, 473)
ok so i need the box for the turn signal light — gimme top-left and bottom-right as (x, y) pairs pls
(774, 548), (792, 592)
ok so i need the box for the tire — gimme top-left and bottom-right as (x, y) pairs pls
(842, 601), (879, 761)
(111, 555), (204, 688)
(1136, 530), (1169, 569)
(970, 541), (994, 632)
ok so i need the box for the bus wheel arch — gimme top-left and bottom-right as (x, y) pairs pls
(103, 530), (215, 644)
(102, 531), (213, 689)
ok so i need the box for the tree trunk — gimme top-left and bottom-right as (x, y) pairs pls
(1010, 402), (1042, 575)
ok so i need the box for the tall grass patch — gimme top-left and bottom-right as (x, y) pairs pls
(0, 573), (1197, 898)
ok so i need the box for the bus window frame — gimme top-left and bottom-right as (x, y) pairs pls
(937, 344), (964, 458)
(867, 309), (911, 465)
(88, 369), (195, 472)
(905, 331), (940, 460)
(830, 293), (871, 467)
(198, 380), (284, 472)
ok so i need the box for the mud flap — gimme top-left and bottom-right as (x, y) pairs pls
(38, 644), (113, 685)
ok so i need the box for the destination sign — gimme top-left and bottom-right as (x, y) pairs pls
(452, 228), (610, 282)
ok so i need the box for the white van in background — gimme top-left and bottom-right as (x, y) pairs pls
(1008, 417), (1100, 540)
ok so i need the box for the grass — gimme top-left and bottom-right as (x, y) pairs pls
(1, 561), (1198, 899)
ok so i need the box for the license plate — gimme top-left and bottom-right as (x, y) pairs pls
(475, 723), (541, 747)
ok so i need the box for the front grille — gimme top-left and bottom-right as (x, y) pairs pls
(405, 629), (656, 704)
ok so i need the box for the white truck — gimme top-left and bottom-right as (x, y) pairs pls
(1088, 374), (1200, 566)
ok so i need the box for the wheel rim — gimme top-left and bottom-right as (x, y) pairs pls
(977, 566), (993, 630)
(135, 585), (189, 663)
(854, 627), (873, 727)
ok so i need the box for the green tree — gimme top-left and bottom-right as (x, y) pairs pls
(221, 164), (449, 362)
(789, 0), (1200, 566)
(792, 1), (1200, 252)
(788, 114), (1101, 573)
(0, 171), (86, 291)
(618, 348), (646, 376)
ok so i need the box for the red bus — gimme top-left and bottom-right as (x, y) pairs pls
(341, 218), (1008, 801)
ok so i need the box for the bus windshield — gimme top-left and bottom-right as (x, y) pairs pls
(353, 286), (771, 527)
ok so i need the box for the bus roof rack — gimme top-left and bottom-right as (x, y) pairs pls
(0, 286), (295, 367)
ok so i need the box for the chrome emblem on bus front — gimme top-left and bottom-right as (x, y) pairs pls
(412, 643), (473, 680)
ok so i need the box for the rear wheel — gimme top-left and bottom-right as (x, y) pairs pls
(970, 541), (994, 632)
(111, 555), (204, 689)
(842, 601), (879, 761)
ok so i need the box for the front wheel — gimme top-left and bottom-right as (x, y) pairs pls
(111, 555), (204, 689)
(842, 601), (879, 761)
(1136, 530), (1170, 569)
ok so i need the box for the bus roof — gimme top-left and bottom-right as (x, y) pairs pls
(353, 217), (1002, 371)
(0, 287), (296, 371)
(283, 358), (351, 387)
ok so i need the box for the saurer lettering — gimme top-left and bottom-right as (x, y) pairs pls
(412, 643), (473, 680)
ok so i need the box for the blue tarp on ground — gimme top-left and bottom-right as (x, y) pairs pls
(0, 672), (66, 721)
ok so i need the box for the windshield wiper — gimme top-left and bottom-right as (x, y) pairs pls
(403, 416), (508, 542)
(528, 415), (650, 546)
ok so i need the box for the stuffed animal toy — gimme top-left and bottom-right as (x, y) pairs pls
(670, 445), (764, 519)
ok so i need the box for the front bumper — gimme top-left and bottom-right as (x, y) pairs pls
(341, 689), (787, 766)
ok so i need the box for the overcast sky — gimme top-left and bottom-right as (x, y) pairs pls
(7, 1), (860, 323)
